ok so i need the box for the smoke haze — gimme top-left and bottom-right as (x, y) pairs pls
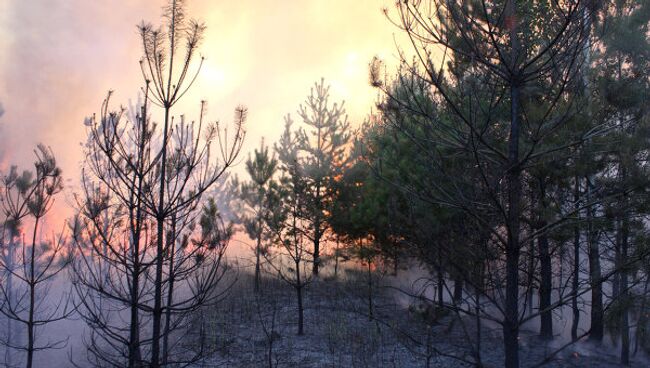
(0, 0), (402, 186)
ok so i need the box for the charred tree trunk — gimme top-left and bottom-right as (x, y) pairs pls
(579, 1), (603, 344)
(162, 219), (177, 366)
(572, 176), (580, 341)
(620, 215), (630, 364)
(538, 232), (553, 339)
(129, 254), (142, 368)
(503, 3), (523, 364)
(26, 216), (41, 368)
(151, 103), (171, 368)
(535, 179), (553, 339)
(312, 182), (322, 276)
(504, 84), (522, 368)
(453, 276), (463, 305)
(313, 223), (321, 277)
(296, 283), (304, 336)
(503, 3), (523, 361)
(128, 103), (148, 368)
(5, 231), (15, 367)
(634, 272), (650, 356)
(293, 206), (305, 336)
(526, 244), (535, 316)
(437, 245), (444, 308)
(367, 259), (374, 321)
(475, 255), (485, 367)
(586, 177), (603, 343)
(612, 226), (620, 306)
(255, 226), (262, 293)
(334, 236), (340, 279)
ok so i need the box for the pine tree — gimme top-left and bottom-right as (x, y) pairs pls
(0, 145), (71, 368)
(593, 0), (650, 361)
(378, 1), (602, 366)
(269, 120), (312, 335)
(72, 2), (245, 365)
(231, 140), (279, 292)
(295, 79), (350, 276)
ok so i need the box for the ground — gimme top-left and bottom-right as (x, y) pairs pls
(189, 266), (645, 367)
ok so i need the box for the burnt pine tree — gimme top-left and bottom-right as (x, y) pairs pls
(0, 165), (34, 367)
(72, 1), (245, 365)
(73, 93), (243, 367)
(0, 145), (71, 368)
(71, 93), (159, 367)
(137, 1), (245, 366)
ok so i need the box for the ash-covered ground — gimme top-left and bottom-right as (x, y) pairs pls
(191, 267), (644, 367)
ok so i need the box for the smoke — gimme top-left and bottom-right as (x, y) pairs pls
(0, 1), (156, 173)
(0, 101), (5, 167)
(0, 0), (401, 180)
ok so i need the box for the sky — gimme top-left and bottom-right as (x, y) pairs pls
(0, 0), (407, 193)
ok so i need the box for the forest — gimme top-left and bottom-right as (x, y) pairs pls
(0, 0), (649, 367)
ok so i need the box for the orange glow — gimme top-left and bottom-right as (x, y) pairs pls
(0, 0), (410, 225)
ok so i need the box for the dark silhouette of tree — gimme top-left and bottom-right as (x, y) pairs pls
(370, 1), (646, 366)
(592, 0), (650, 362)
(0, 145), (71, 368)
(265, 120), (313, 335)
(71, 1), (245, 365)
(72, 91), (242, 367)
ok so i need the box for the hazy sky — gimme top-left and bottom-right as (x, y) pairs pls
(0, 0), (406, 186)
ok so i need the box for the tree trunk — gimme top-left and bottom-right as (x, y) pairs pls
(504, 7), (522, 359)
(312, 180), (322, 276)
(475, 258), (484, 366)
(504, 89), (522, 368)
(255, 229), (262, 292)
(312, 222), (321, 276)
(129, 232), (142, 368)
(579, 1), (603, 344)
(504, 2), (523, 363)
(151, 105), (171, 368)
(620, 216), (630, 364)
(295, 257), (304, 336)
(526, 243), (535, 316)
(538, 231), (553, 339)
(129, 258), (141, 368)
(633, 273), (649, 356)
(152, 218), (165, 367)
(5, 232), (15, 367)
(612, 225), (620, 310)
(437, 247), (444, 308)
(453, 276), (463, 305)
(334, 237), (339, 279)
(296, 285), (304, 336)
(128, 106), (147, 368)
(367, 260), (373, 321)
(26, 216), (40, 368)
(504, 241), (521, 368)
(162, 225), (177, 365)
(586, 178), (603, 342)
(571, 176), (580, 341)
